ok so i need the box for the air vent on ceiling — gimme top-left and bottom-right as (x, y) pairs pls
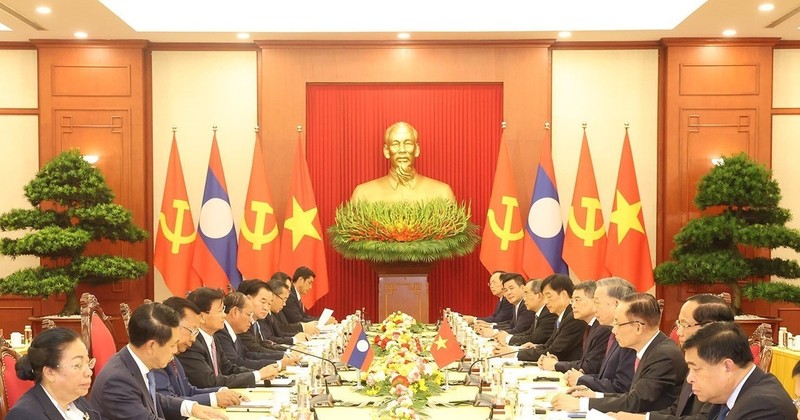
(766, 3), (800, 28)
(0, 1), (46, 30)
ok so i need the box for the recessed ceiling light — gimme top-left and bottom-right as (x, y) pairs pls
(397, 33), (410, 40)
(236, 32), (250, 39)
(35, 6), (52, 14)
(558, 31), (572, 38)
(74, 31), (88, 38)
(758, 3), (775, 12)
(722, 29), (736, 36)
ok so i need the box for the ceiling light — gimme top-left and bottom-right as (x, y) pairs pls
(74, 31), (88, 38)
(236, 32), (250, 39)
(397, 33), (410, 40)
(758, 3), (775, 12)
(558, 31), (572, 38)
(722, 29), (736, 36)
(36, 6), (52, 14)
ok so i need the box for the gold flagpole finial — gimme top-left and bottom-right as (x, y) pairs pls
(296, 125), (303, 133)
(171, 126), (177, 133)
(581, 122), (588, 130)
(212, 125), (218, 133)
(544, 122), (551, 131)
(624, 121), (630, 129)
(501, 121), (507, 130)
(254, 126), (259, 133)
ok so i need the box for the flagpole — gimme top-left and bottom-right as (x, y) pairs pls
(354, 368), (364, 390)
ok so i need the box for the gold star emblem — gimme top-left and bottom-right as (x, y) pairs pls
(609, 191), (644, 244)
(283, 197), (321, 250)
(434, 335), (448, 350)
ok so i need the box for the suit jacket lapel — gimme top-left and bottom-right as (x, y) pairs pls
(599, 340), (619, 376)
(675, 381), (694, 415)
(120, 347), (158, 415)
(31, 384), (67, 420)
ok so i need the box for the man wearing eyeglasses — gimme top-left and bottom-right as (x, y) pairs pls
(552, 293), (687, 413)
(215, 292), (288, 369)
(611, 294), (734, 420)
(178, 287), (280, 389)
(155, 297), (247, 408)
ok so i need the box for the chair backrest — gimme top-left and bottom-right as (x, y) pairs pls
(80, 293), (117, 375)
(41, 318), (56, 330)
(120, 303), (132, 332)
(748, 322), (774, 369)
(1, 346), (34, 416)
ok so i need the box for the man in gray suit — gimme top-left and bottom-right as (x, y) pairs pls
(91, 302), (225, 419)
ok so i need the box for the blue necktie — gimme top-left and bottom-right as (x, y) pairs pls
(146, 371), (157, 412)
(555, 318), (561, 330)
(717, 405), (730, 420)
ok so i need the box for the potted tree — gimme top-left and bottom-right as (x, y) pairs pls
(654, 153), (800, 314)
(0, 150), (148, 315)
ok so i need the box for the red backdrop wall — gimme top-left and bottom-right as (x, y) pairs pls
(305, 83), (503, 322)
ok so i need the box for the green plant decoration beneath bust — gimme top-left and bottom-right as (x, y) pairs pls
(654, 153), (800, 313)
(0, 150), (148, 315)
(328, 198), (480, 263)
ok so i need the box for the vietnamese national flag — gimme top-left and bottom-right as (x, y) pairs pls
(605, 130), (654, 291)
(342, 323), (374, 371)
(523, 133), (568, 279)
(480, 135), (529, 276)
(192, 134), (242, 290)
(238, 134), (281, 280)
(430, 319), (465, 369)
(278, 137), (329, 308)
(154, 134), (202, 297)
(563, 131), (609, 281)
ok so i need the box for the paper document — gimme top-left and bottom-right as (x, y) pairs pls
(317, 308), (334, 327)
(585, 409), (614, 419)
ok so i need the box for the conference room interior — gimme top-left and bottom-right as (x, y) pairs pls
(2, 0), (800, 403)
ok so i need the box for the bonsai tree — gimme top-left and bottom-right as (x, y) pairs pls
(0, 150), (148, 315)
(655, 153), (800, 314)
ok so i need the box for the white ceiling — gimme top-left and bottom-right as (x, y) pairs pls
(0, 0), (798, 43)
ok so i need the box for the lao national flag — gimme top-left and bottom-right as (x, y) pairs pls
(192, 134), (242, 290)
(342, 323), (374, 371)
(523, 134), (568, 278)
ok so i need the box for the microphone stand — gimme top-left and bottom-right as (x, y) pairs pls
(464, 349), (521, 407)
(267, 341), (339, 408)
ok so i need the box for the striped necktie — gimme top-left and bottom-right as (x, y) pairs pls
(146, 371), (157, 412)
(210, 340), (220, 375)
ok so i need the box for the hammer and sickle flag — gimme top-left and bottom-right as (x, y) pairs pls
(238, 133), (281, 280)
(480, 135), (529, 276)
(563, 131), (609, 281)
(605, 130), (654, 291)
(278, 136), (329, 309)
(154, 134), (201, 297)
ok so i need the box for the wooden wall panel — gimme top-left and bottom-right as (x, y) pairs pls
(659, 39), (783, 330)
(1, 40), (151, 348)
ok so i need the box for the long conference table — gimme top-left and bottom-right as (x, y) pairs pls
(190, 322), (576, 419)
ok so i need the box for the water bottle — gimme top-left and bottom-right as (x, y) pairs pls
(23, 325), (32, 345)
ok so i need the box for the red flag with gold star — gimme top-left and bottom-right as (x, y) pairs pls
(480, 135), (529, 276)
(430, 319), (465, 369)
(154, 134), (202, 297)
(605, 130), (654, 291)
(278, 137), (329, 308)
(563, 131), (609, 281)
(238, 133), (281, 280)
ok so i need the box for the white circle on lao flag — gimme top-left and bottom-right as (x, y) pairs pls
(356, 340), (369, 352)
(528, 197), (562, 238)
(199, 198), (234, 239)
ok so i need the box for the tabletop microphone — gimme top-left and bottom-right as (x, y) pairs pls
(465, 349), (521, 407)
(265, 340), (339, 408)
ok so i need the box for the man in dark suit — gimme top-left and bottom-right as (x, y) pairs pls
(237, 279), (293, 353)
(572, 277), (637, 393)
(91, 302), (224, 419)
(497, 274), (587, 362)
(177, 287), (279, 389)
(495, 279), (557, 346)
(540, 281), (611, 376)
(685, 322), (795, 420)
(259, 277), (313, 345)
(463, 270), (514, 326)
(553, 293), (687, 413)
(479, 273), (535, 336)
(155, 297), (245, 408)
(283, 266), (337, 324)
(215, 292), (285, 369)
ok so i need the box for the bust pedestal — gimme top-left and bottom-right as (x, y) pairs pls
(371, 262), (433, 323)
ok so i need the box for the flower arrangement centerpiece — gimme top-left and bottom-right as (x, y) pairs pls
(372, 387), (423, 420)
(372, 311), (424, 355)
(329, 198), (479, 263)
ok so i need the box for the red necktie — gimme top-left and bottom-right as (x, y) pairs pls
(634, 356), (640, 372)
(606, 333), (615, 354)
